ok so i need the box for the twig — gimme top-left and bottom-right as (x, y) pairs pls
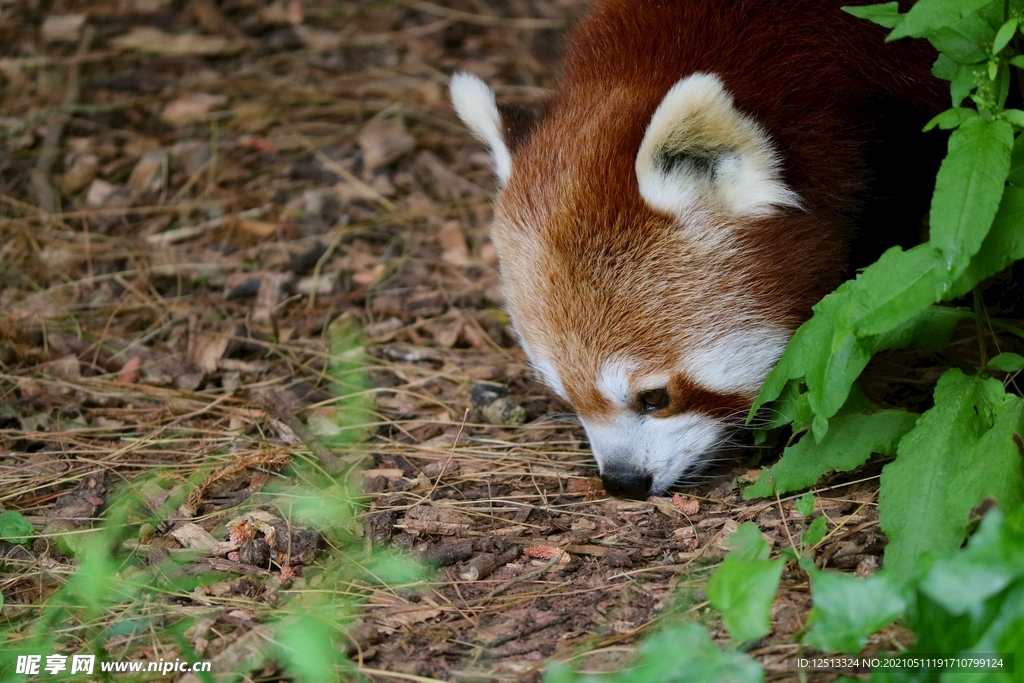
(484, 551), (561, 599)
(30, 25), (95, 216)
(262, 390), (346, 474)
(484, 612), (571, 648)
(306, 217), (352, 310)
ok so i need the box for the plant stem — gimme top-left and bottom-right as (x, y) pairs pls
(973, 288), (989, 369)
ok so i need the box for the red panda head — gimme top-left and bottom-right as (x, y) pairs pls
(451, 72), (833, 498)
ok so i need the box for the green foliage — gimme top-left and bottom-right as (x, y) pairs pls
(989, 351), (1024, 370)
(544, 622), (763, 683)
(804, 570), (908, 653)
(706, 523), (784, 642)
(752, 0), (1024, 578)
(929, 116), (1012, 270)
(867, 508), (1024, 682)
(798, 508), (1024, 680)
(879, 370), (1024, 577)
(0, 511), (33, 546)
(745, 406), (917, 499)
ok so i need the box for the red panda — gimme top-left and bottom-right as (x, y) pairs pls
(451, 0), (947, 498)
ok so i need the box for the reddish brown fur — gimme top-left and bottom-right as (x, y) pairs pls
(491, 0), (946, 419)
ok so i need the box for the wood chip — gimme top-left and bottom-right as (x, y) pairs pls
(112, 27), (246, 56)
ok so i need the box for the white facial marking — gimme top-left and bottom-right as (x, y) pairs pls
(515, 332), (570, 402)
(682, 328), (791, 395)
(532, 355), (569, 402)
(595, 357), (638, 407)
(580, 412), (726, 494)
(450, 72), (512, 184)
(635, 72), (801, 222)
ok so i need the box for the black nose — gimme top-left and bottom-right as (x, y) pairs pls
(601, 467), (652, 499)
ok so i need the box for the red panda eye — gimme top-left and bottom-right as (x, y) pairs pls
(638, 388), (669, 412)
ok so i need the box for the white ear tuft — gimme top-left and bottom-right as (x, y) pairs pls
(636, 73), (801, 220)
(450, 72), (512, 185)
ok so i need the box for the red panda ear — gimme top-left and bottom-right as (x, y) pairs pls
(450, 72), (513, 185)
(635, 73), (801, 221)
(496, 103), (542, 155)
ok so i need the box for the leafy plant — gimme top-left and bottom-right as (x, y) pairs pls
(0, 511), (33, 546)
(811, 507), (1024, 682)
(706, 523), (784, 642)
(747, 0), (1024, 579)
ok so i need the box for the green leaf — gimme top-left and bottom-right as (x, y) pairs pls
(917, 508), (1024, 615)
(925, 13), (996, 64)
(361, 550), (427, 585)
(989, 352), (1024, 371)
(795, 492), (815, 518)
(752, 303), (961, 431)
(932, 53), (958, 81)
(544, 622), (764, 683)
(951, 184), (1024, 294)
(929, 116), (1014, 272)
(924, 107), (978, 131)
(0, 510), (34, 546)
(1012, 54), (1024, 69)
(955, 392), (1024, 515)
(993, 18), (1019, 54)
(744, 410), (917, 500)
(833, 245), (949, 340)
(1008, 134), (1024, 186)
(758, 380), (813, 432)
(630, 622), (765, 683)
(871, 305), (963, 352)
(887, 0), (990, 41)
(803, 570), (907, 653)
(276, 613), (340, 683)
(1001, 109), (1024, 128)
(841, 3), (901, 29)
(725, 521), (771, 562)
(879, 369), (1023, 578)
(707, 555), (784, 642)
(951, 63), (985, 107)
(802, 516), (828, 548)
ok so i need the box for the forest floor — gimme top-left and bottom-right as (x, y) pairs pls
(0, 1), (982, 681)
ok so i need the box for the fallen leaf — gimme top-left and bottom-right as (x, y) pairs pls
(161, 93), (229, 127)
(438, 220), (469, 265)
(118, 357), (141, 383)
(253, 273), (290, 323)
(190, 329), (233, 374)
(127, 149), (168, 195)
(672, 494), (700, 516)
(41, 14), (86, 43)
(523, 545), (568, 563)
(351, 264), (385, 286)
(357, 117), (414, 174)
(112, 27), (246, 56)
(236, 218), (279, 238)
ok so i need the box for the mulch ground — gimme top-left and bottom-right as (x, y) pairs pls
(2, 1), (996, 681)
